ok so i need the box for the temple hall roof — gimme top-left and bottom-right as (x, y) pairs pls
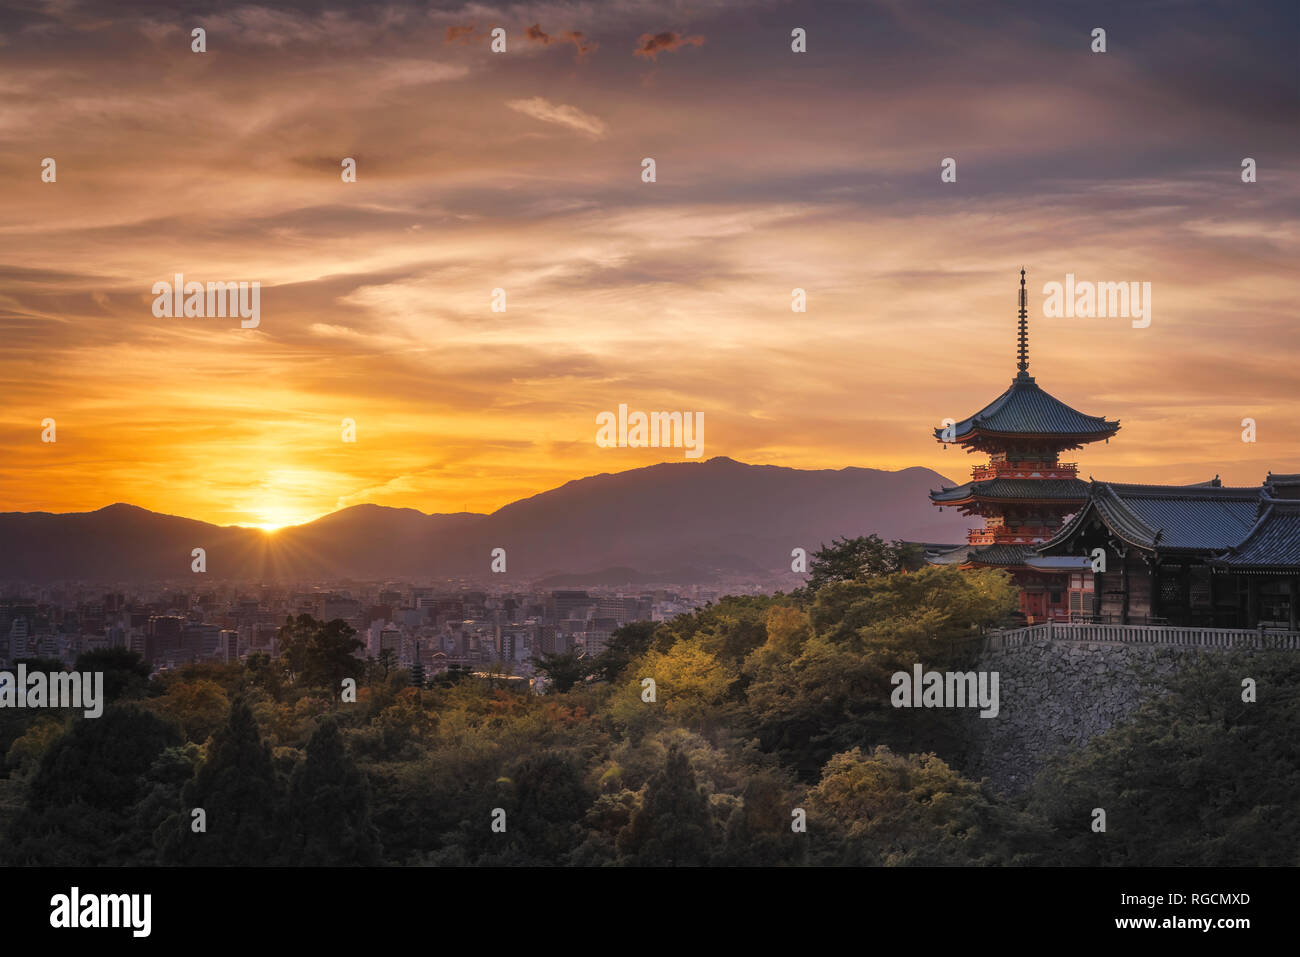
(1039, 480), (1265, 554)
(1212, 498), (1300, 570)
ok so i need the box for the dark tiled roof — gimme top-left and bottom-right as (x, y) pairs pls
(935, 372), (1119, 441)
(924, 543), (1080, 569)
(1213, 500), (1300, 569)
(1040, 481), (1263, 554)
(925, 544), (975, 565)
(930, 478), (1089, 504)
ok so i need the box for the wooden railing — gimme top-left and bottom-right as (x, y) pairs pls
(987, 621), (1300, 651)
(971, 462), (1079, 481)
(967, 527), (1057, 545)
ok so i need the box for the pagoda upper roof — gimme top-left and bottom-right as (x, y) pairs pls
(930, 477), (1089, 505)
(935, 371), (1120, 444)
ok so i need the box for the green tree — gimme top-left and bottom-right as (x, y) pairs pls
(533, 650), (595, 693)
(376, 648), (398, 681)
(744, 566), (1016, 775)
(617, 745), (713, 866)
(806, 745), (1045, 865)
(803, 534), (914, 594)
(277, 614), (364, 694)
(593, 621), (658, 681)
(161, 696), (282, 865)
(244, 651), (288, 701)
(148, 677), (230, 743)
(285, 717), (381, 865)
(1, 705), (180, 865)
(130, 743), (202, 864)
(73, 647), (151, 702)
(1029, 652), (1300, 866)
(466, 751), (592, 865)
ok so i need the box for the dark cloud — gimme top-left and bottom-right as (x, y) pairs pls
(633, 31), (704, 60)
(526, 23), (596, 59)
(563, 30), (596, 58)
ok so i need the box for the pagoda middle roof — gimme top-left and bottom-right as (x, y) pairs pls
(935, 372), (1119, 442)
(930, 477), (1089, 505)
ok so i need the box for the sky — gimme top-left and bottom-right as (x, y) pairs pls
(1, 0), (1297, 529)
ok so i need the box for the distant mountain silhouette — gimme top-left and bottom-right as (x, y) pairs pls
(0, 457), (971, 584)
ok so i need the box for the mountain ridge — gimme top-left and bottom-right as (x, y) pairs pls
(0, 457), (971, 584)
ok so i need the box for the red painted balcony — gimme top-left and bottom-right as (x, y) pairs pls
(971, 461), (1078, 481)
(968, 526), (1059, 545)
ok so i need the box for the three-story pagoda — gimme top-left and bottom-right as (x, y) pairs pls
(925, 270), (1120, 621)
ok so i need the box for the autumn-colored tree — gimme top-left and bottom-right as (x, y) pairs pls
(806, 745), (1045, 865)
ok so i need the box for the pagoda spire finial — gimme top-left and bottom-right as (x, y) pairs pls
(1016, 267), (1029, 376)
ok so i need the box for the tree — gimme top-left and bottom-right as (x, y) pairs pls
(160, 696), (282, 865)
(624, 644), (734, 731)
(148, 678), (230, 743)
(277, 614), (364, 693)
(593, 621), (658, 681)
(743, 566), (1017, 775)
(803, 534), (916, 594)
(2, 705), (180, 865)
(243, 651), (288, 701)
(806, 746), (1045, 865)
(1029, 652), (1300, 866)
(131, 744), (202, 864)
(285, 717), (381, 865)
(466, 751), (593, 865)
(617, 745), (713, 866)
(533, 651), (595, 693)
(73, 647), (151, 702)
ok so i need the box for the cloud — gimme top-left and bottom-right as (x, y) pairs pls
(526, 23), (597, 59)
(563, 30), (596, 57)
(444, 24), (474, 44)
(633, 31), (704, 60)
(506, 96), (608, 139)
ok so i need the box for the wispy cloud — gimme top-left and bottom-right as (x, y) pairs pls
(506, 96), (608, 138)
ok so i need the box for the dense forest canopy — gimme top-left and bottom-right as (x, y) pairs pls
(1, 545), (1295, 866)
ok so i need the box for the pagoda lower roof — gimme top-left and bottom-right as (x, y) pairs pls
(935, 372), (1119, 443)
(930, 477), (1089, 505)
(924, 543), (1089, 571)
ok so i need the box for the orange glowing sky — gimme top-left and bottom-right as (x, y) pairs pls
(2, 0), (1297, 529)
